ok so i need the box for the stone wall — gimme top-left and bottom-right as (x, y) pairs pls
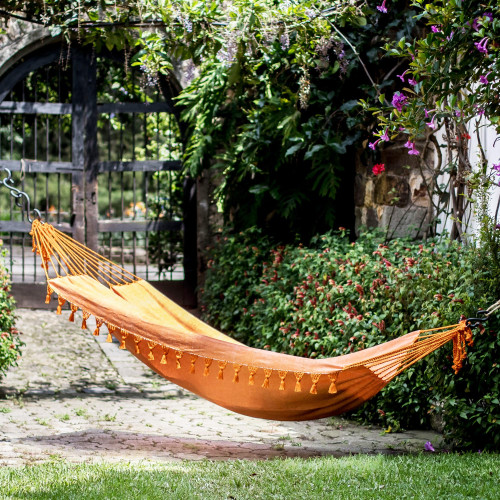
(0, 19), (56, 78)
(354, 139), (434, 238)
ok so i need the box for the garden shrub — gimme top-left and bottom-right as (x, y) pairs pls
(0, 239), (21, 381)
(201, 228), (500, 450)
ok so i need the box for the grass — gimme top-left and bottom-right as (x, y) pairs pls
(0, 453), (498, 499)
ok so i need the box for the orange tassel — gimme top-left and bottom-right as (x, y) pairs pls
(310, 373), (321, 394)
(68, 304), (78, 322)
(248, 366), (258, 386)
(218, 361), (227, 380)
(176, 351), (183, 369)
(294, 372), (304, 392)
(233, 364), (241, 383)
(106, 332), (113, 343)
(56, 297), (66, 315)
(81, 311), (90, 330)
(190, 355), (198, 374)
(45, 285), (53, 304)
(93, 319), (103, 336)
(160, 348), (169, 364)
(328, 372), (339, 394)
(119, 331), (128, 349)
(278, 371), (287, 391)
(134, 336), (141, 354)
(148, 341), (155, 361)
(262, 369), (272, 389)
(204, 358), (212, 376)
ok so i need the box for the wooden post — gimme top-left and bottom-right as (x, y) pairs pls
(72, 46), (98, 250)
(183, 176), (197, 303)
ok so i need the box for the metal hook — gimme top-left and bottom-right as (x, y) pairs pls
(465, 310), (489, 329)
(1, 166), (42, 223)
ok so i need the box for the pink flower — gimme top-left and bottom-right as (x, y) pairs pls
(369, 139), (381, 150)
(408, 78), (417, 85)
(380, 128), (390, 142)
(424, 441), (435, 452)
(404, 140), (414, 149)
(474, 37), (489, 55)
(493, 163), (500, 176)
(408, 147), (420, 155)
(372, 163), (385, 176)
(377, 0), (388, 14)
(479, 72), (491, 84)
(392, 92), (408, 112)
(426, 115), (437, 130)
(431, 26), (441, 33)
(396, 69), (408, 82)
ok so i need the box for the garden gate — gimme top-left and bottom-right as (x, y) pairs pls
(0, 44), (196, 307)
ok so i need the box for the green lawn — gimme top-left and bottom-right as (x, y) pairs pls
(1, 454), (498, 499)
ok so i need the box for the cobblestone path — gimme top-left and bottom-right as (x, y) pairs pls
(0, 309), (442, 466)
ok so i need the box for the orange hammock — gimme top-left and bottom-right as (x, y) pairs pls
(30, 220), (473, 421)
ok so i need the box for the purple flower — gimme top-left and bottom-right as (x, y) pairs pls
(404, 140), (414, 149)
(474, 104), (485, 116)
(475, 37), (489, 55)
(426, 115), (437, 130)
(472, 13), (493, 31)
(369, 139), (381, 150)
(455, 110), (462, 117)
(408, 78), (417, 86)
(479, 72), (491, 84)
(377, 0), (388, 14)
(431, 25), (442, 33)
(496, 224), (500, 230)
(493, 163), (500, 176)
(424, 441), (435, 452)
(392, 92), (408, 112)
(396, 69), (408, 82)
(381, 128), (390, 142)
(447, 31), (455, 41)
(408, 147), (420, 155)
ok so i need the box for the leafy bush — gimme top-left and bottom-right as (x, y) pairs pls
(0, 240), (21, 381)
(201, 228), (500, 449)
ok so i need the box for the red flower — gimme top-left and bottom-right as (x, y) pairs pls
(372, 163), (385, 176)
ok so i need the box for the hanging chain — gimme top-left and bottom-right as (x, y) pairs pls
(1, 166), (42, 223)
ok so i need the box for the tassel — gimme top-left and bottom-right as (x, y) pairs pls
(160, 348), (169, 364)
(310, 373), (321, 394)
(278, 371), (287, 391)
(328, 372), (339, 394)
(233, 364), (241, 383)
(119, 331), (128, 349)
(45, 285), (53, 304)
(106, 332), (113, 343)
(190, 355), (198, 374)
(134, 336), (141, 354)
(204, 358), (212, 376)
(148, 341), (155, 361)
(262, 369), (272, 389)
(68, 304), (78, 322)
(294, 372), (304, 392)
(176, 351), (183, 369)
(217, 361), (227, 380)
(248, 366), (258, 386)
(56, 297), (66, 315)
(93, 319), (103, 336)
(81, 311), (90, 330)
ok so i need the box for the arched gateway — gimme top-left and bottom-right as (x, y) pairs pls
(0, 43), (196, 307)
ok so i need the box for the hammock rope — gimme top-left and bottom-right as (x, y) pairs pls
(26, 218), (485, 421)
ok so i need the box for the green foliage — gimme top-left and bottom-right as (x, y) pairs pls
(201, 228), (500, 449)
(0, 241), (21, 380)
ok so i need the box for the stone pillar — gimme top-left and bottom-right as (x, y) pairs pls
(354, 139), (434, 238)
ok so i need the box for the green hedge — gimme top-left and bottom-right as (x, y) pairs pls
(201, 228), (500, 450)
(0, 240), (21, 381)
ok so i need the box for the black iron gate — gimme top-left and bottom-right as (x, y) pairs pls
(0, 44), (196, 307)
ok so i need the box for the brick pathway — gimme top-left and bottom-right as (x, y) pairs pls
(0, 309), (442, 466)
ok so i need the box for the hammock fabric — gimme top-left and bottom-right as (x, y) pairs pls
(30, 220), (473, 421)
